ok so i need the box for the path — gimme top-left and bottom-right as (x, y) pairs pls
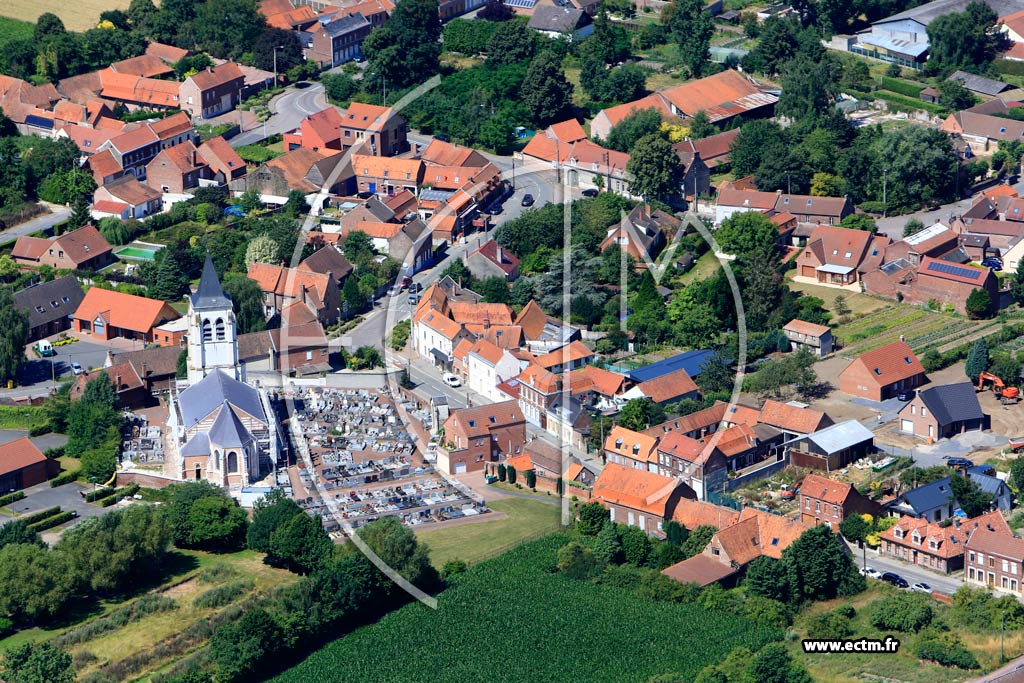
(0, 204), (71, 244)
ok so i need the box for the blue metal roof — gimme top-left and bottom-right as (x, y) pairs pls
(896, 477), (955, 514)
(626, 349), (720, 382)
(208, 402), (253, 447)
(179, 369), (264, 430)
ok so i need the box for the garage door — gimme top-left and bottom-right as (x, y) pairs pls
(454, 462), (467, 474)
(901, 419), (914, 434)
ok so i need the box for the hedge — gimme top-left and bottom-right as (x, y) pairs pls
(21, 506), (62, 525)
(915, 640), (979, 669)
(874, 90), (945, 116)
(0, 491), (25, 507)
(98, 484), (140, 507)
(51, 469), (81, 487)
(43, 446), (65, 459)
(880, 76), (924, 98)
(28, 511), (76, 532)
(85, 486), (116, 503)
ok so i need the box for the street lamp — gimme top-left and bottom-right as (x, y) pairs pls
(273, 46), (284, 87)
(882, 167), (889, 218)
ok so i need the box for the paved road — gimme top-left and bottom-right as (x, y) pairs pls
(0, 205), (72, 245)
(851, 542), (964, 595)
(3, 340), (115, 401)
(875, 176), (1024, 238)
(230, 83), (327, 148)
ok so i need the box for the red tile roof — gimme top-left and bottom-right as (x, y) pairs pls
(758, 399), (830, 434)
(198, 136), (245, 178)
(570, 365), (628, 397)
(671, 498), (740, 530)
(783, 319), (830, 337)
(605, 426), (658, 464)
(634, 368), (698, 404)
(92, 200), (130, 215)
(843, 341), (925, 387)
(593, 462), (682, 518)
(145, 42), (189, 64)
(799, 473), (856, 506)
(99, 69), (180, 108)
(548, 118), (587, 143)
(470, 240), (519, 275)
(710, 508), (808, 564)
(74, 287), (179, 334)
(879, 514), (968, 559)
(187, 63), (244, 91)
(110, 54), (174, 78)
(536, 341), (594, 369)
(0, 437), (47, 477)
(660, 70), (776, 121)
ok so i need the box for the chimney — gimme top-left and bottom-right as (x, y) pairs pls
(495, 245), (502, 263)
(192, 148), (197, 168)
(483, 313), (490, 330)
(300, 283), (307, 304)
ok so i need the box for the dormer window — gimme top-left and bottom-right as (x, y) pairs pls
(929, 539), (938, 550)
(912, 532), (921, 545)
(894, 528), (904, 539)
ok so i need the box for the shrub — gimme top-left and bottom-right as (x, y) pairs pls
(193, 581), (252, 609)
(556, 541), (601, 580)
(916, 640), (979, 669)
(200, 564), (239, 584)
(869, 593), (933, 632)
(43, 446), (65, 459)
(20, 506), (62, 525)
(84, 486), (116, 502)
(0, 491), (25, 507)
(28, 510), (76, 532)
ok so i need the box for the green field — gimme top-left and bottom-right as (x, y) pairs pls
(271, 534), (781, 683)
(416, 497), (561, 568)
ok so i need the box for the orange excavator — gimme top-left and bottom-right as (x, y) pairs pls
(978, 372), (1021, 404)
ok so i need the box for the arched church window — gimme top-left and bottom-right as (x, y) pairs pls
(202, 318), (212, 342)
(214, 450), (221, 470)
(215, 318), (225, 340)
(227, 451), (239, 473)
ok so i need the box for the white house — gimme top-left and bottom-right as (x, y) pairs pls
(466, 339), (525, 403)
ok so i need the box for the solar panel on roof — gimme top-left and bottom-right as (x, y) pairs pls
(506, 0), (535, 7)
(926, 261), (979, 280)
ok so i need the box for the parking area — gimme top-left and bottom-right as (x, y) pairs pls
(17, 339), (113, 387)
(1, 480), (106, 528)
(0, 430), (67, 452)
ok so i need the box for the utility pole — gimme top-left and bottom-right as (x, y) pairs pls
(883, 167), (889, 218)
(1001, 610), (1006, 664)
(273, 45), (283, 87)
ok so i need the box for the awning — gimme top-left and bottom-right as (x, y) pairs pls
(817, 264), (855, 275)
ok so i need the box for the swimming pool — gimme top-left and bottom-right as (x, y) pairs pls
(116, 247), (159, 261)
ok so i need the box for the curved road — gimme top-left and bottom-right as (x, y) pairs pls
(230, 83), (327, 147)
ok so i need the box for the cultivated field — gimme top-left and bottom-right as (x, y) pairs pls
(0, 0), (131, 33)
(272, 534), (781, 683)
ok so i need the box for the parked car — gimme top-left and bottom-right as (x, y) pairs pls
(486, 203), (503, 215)
(443, 373), (462, 388)
(521, 193), (535, 207)
(880, 572), (908, 588)
(35, 340), (55, 357)
(897, 390), (914, 401)
(910, 582), (932, 593)
(982, 257), (1003, 271)
(581, 188), (599, 197)
(860, 567), (882, 579)
(71, 361), (83, 375)
(407, 293), (419, 305)
(946, 457), (975, 469)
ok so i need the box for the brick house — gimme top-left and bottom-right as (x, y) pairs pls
(796, 224), (890, 287)
(352, 155), (423, 196)
(798, 473), (881, 528)
(605, 426), (659, 471)
(517, 362), (563, 428)
(246, 263), (342, 325)
(11, 225), (114, 271)
(592, 462), (696, 536)
(620, 368), (699, 405)
(0, 437), (56, 491)
(198, 136), (246, 185)
(179, 63), (245, 119)
(284, 107), (345, 152)
(654, 430), (726, 500)
(437, 400), (527, 475)
(339, 103), (409, 156)
(897, 382), (989, 441)
(73, 288), (181, 344)
(13, 275), (86, 342)
(879, 514), (976, 574)
(305, 14), (372, 68)
(838, 341), (927, 401)
(599, 205), (675, 269)
(465, 240), (519, 282)
(146, 142), (209, 194)
(97, 125), (161, 179)
(965, 512), (1024, 594)
(70, 362), (151, 410)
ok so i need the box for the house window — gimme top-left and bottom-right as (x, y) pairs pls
(832, 505), (838, 517)
(922, 407), (927, 417)
(711, 546), (720, 556)
(306, 351), (313, 360)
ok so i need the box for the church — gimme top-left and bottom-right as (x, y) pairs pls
(166, 255), (281, 491)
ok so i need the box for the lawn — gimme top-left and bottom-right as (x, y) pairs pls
(0, 0), (128, 31)
(415, 497), (561, 568)
(676, 249), (721, 287)
(271, 534), (781, 683)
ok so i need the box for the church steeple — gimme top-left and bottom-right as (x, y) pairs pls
(192, 253), (232, 310)
(186, 253), (239, 383)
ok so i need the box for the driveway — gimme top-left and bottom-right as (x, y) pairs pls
(0, 431), (66, 451)
(5, 339), (113, 400)
(875, 176), (1024, 238)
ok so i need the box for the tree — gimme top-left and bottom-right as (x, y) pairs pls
(0, 544), (73, 623)
(627, 133), (681, 201)
(68, 195), (92, 230)
(341, 230), (375, 267)
(903, 218), (925, 238)
(839, 213), (877, 233)
(148, 246), (190, 302)
(357, 516), (438, 590)
(951, 471), (994, 517)
(716, 212), (778, 262)
(184, 496), (248, 552)
(0, 521), (41, 551)
(927, 1), (1009, 72)
(782, 524), (865, 603)
(349, 345), (383, 370)
(223, 273), (267, 335)
(810, 172), (844, 197)
(486, 19), (536, 65)
(209, 608), (285, 683)
(696, 355), (733, 394)
(521, 51), (573, 125)
(507, 465), (518, 485)
(497, 463), (507, 482)
(245, 233), (279, 266)
(618, 398), (665, 431)
(745, 556), (790, 603)
(362, 0), (442, 92)
(477, 276), (512, 304)
(97, 217), (130, 246)
(839, 513), (870, 544)
(0, 290), (28, 386)
(193, 0), (266, 60)
(670, 0), (713, 77)
(594, 522), (624, 564)
(268, 512), (333, 575)
(749, 643), (812, 683)
(778, 55), (841, 123)
(556, 541), (600, 579)
(618, 525), (652, 566)
(965, 338), (990, 380)
(3, 642), (75, 683)
(603, 107), (663, 153)
(525, 469), (536, 489)
(1011, 457), (1024, 493)
(164, 482), (235, 548)
(252, 28), (303, 75)
(478, 0), (515, 21)
(34, 13), (66, 44)
(322, 72), (359, 104)
(988, 353), (1021, 387)
(682, 524), (716, 558)
(939, 79), (976, 112)
(688, 110), (715, 139)
(965, 288), (993, 320)
(576, 501), (609, 535)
